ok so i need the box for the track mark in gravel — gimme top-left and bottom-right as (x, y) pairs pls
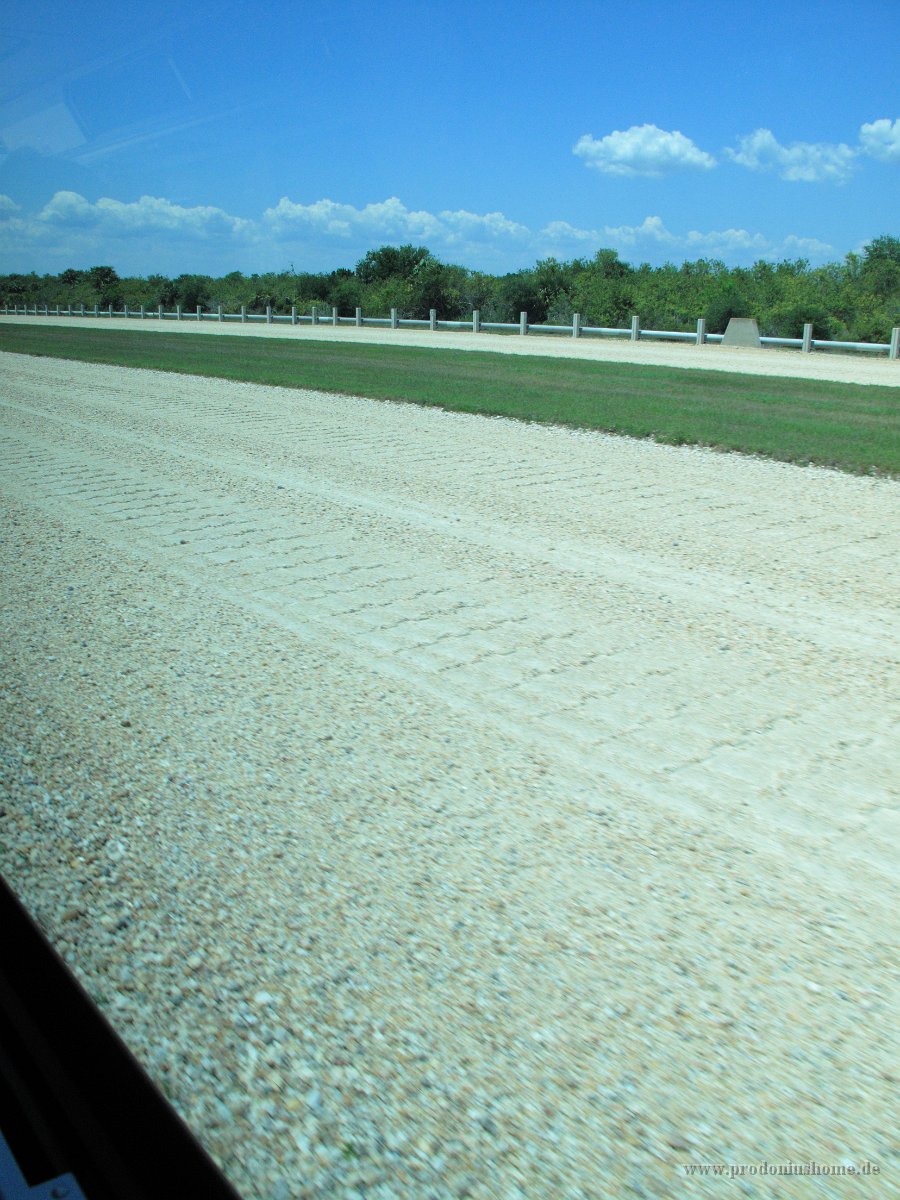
(1, 359), (898, 879)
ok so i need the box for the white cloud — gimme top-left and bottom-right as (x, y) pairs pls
(538, 215), (830, 263)
(540, 220), (601, 244)
(539, 216), (664, 249)
(0, 189), (837, 274)
(574, 125), (716, 177)
(263, 195), (528, 244)
(1, 190), (532, 273)
(36, 191), (253, 238)
(782, 234), (835, 257)
(438, 207), (529, 241)
(542, 215), (684, 249)
(264, 195), (441, 240)
(859, 117), (900, 162)
(725, 129), (857, 183)
(684, 226), (769, 252)
(601, 215), (677, 244)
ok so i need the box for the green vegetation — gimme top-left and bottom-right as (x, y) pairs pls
(2, 234), (898, 342)
(1, 323), (896, 476)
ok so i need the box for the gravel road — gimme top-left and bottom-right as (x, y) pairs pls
(1, 349), (898, 1198)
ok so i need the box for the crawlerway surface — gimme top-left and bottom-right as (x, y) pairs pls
(1, 352), (898, 1199)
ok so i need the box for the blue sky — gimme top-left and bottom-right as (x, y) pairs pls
(1, 0), (897, 277)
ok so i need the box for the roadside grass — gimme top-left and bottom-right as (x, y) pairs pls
(1, 322), (898, 476)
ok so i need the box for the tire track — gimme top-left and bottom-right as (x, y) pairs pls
(1, 353), (898, 875)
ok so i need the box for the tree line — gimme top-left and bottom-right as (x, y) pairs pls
(2, 236), (898, 342)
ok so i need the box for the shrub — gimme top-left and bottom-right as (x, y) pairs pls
(763, 302), (835, 340)
(704, 287), (753, 333)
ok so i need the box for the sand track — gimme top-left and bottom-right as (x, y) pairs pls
(1, 352), (898, 1198)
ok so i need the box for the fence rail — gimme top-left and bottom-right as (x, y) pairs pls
(3, 303), (898, 360)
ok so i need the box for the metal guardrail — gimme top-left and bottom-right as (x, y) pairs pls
(2, 304), (898, 359)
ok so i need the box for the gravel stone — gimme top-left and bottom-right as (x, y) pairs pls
(1, 350), (897, 1199)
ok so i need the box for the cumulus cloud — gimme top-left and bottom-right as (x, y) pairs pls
(574, 125), (716, 177)
(542, 215), (686, 249)
(600, 215), (677, 244)
(36, 191), (253, 238)
(782, 234), (835, 257)
(540, 220), (601, 244)
(264, 195), (439, 239)
(684, 226), (769, 252)
(438, 207), (529, 241)
(263, 195), (528, 244)
(0, 188), (837, 273)
(725, 129), (856, 183)
(538, 215), (830, 262)
(859, 117), (900, 162)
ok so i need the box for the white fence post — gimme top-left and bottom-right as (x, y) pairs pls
(696, 318), (706, 345)
(519, 311), (528, 336)
(124, 304), (129, 318)
(333, 306), (339, 326)
(473, 309), (481, 333)
(195, 305), (201, 322)
(802, 323), (813, 353)
(889, 327), (899, 360)
(241, 305), (246, 323)
(158, 304), (163, 321)
(630, 315), (640, 341)
(108, 304), (113, 318)
(573, 313), (581, 338)
(265, 305), (272, 324)
(355, 307), (363, 327)
(311, 306), (318, 325)
(429, 309), (436, 331)
(218, 304), (224, 322)
(140, 305), (145, 319)
(391, 308), (398, 329)
(176, 304), (182, 321)
(290, 305), (296, 326)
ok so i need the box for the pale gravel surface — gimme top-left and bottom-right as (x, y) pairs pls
(2, 312), (900, 385)
(1, 350), (898, 1199)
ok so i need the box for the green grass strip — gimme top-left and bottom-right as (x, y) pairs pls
(1, 322), (898, 476)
